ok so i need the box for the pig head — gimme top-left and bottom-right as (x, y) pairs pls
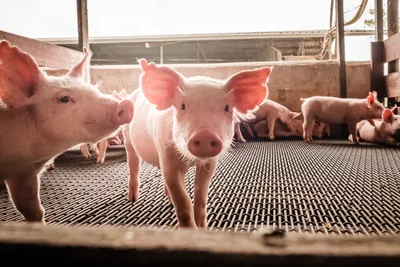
(125, 59), (272, 229)
(0, 40), (134, 223)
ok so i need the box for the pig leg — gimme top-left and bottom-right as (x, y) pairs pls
(96, 139), (108, 164)
(123, 126), (141, 201)
(316, 122), (326, 138)
(234, 122), (247, 143)
(266, 116), (277, 140)
(164, 183), (171, 201)
(80, 144), (91, 158)
(347, 122), (359, 144)
(193, 161), (217, 229)
(383, 136), (400, 147)
(302, 115), (314, 143)
(5, 175), (45, 223)
(243, 122), (255, 138)
(161, 152), (196, 228)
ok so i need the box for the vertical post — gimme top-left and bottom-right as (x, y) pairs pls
(329, 0), (335, 27)
(375, 0), (384, 41)
(336, 0), (347, 98)
(160, 45), (164, 64)
(388, 0), (399, 73)
(77, 0), (89, 51)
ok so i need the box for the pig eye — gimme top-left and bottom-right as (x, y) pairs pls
(181, 103), (186, 110)
(58, 96), (70, 103)
(225, 104), (229, 112)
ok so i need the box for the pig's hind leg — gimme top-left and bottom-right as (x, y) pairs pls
(234, 122), (247, 142)
(123, 126), (141, 201)
(266, 116), (277, 140)
(5, 175), (45, 223)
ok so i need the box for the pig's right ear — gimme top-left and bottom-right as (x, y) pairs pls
(382, 109), (394, 123)
(138, 58), (183, 110)
(0, 40), (44, 108)
(291, 112), (304, 120)
(67, 47), (92, 83)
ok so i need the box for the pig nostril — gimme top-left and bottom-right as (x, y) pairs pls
(194, 140), (201, 146)
(118, 110), (124, 117)
(210, 141), (217, 147)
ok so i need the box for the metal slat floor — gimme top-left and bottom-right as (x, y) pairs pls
(1, 139), (400, 235)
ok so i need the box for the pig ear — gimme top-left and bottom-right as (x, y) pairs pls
(67, 47), (92, 83)
(0, 40), (44, 108)
(382, 109), (394, 123)
(288, 111), (301, 119)
(225, 66), (272, 114)
(390, 104), (398, 113)
(138, 58), (183, 110)
(292, 112), (304, 120)
(112, 90), (122, 100)
(119, 89), (129, 99)
(367, 91), (376, 106)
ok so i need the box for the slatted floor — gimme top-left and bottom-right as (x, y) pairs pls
(1, 139), (400, 235)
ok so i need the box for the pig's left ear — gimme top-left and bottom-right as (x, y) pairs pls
(67, 47), (92, 83)
(366, 91), (376, 107)
(139, 58), (184, 110)
(0, 40), (45, 108)
(225, 66), (272, 114)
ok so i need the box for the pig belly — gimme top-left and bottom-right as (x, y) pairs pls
(358, 123), (378, 143)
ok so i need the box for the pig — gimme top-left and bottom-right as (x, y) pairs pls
(242, 99), (300, 141)
(80, 90), (127, 164)
(0, 40), (134, 223)
(352, 106), (400, 146)
(123, 59), (272, 229)
(296, 92), (385, 144)
(251, 118), (330, 139)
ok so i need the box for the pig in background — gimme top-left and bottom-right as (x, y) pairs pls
(247, 118), (330, 139)
(352, 105), (400, 147)
(0, 41), (134, 223)
(296, 91), (385, 144)
(123, 59), (272, 229)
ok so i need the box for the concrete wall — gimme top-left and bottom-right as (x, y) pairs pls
(45, 60), (371, 113)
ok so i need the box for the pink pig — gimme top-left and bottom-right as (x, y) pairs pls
(123, 59), (272, 228)
(297, 92), (385, 144)
(353, 106), (400, 146)
(0, 41), (134, 223)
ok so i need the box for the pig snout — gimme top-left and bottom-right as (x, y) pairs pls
(188, 131), (223, 158)
(114, 99), (134, 125)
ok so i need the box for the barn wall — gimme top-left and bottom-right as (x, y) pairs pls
(45, 60), (371, 113)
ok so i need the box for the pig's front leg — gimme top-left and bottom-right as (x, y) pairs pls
(193, 160), (217, 229)
(96, 139), (108, 164)
(302, 116), (314, 143)
(161, 154), (196, 228)
(5, 175), (45, 223)
(234, 122), (247, 143)
(348, 122), (359, 144)
(80, 144), (91, 158)
(123, 127), (141, 201)
(243, 122), (255, 138)
(266, 116), (277, 140)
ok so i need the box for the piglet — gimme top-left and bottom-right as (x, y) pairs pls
(0, 41), (134, 223)
(123, 59), (272, 228)
(297, 92), (385, 143)
(353, 106), (400, 146)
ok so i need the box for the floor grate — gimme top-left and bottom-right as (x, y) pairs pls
(1, 140), (400, 235)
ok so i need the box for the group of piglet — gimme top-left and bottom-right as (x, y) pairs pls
(234, 90), (400, 147)
(1, 40), (398, 231)
(0, 40), (272, 229)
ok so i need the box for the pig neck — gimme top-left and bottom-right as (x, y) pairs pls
(353, 100), (380, 120)
(0, 107), (68, 170)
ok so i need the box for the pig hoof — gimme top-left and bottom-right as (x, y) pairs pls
(128, 190), (139, 202)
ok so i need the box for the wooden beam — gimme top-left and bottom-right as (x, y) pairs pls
(387, 0), (399, 73)
(0, 30), (84, 70)
(383, 32), (400, 62)
(336, 0), (347, 98)
(76, 0), (89, 51)
(1, 222), (400, 266)
(375, 0), (384, 41)
(371, 41), (386, 98)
